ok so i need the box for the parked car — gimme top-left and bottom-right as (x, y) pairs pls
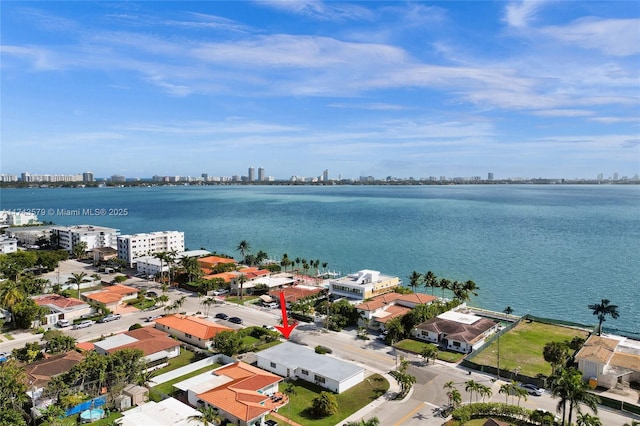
(56, 319), (71, 328)
(520, 383), (544, 396)
(145, 315), (163, 322)
(228, 316), (243, 324)
(215, 313), (229, 320)
(212, 289), (229, 296)
(72, 320), (95, 329)
(98, 314), (121, 323)
(262, 325), (276, 331)
(0, 352), (9, 363)
(146, 291), (158, 298)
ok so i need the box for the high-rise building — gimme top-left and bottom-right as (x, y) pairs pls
(488, 172), (494, 181)
(201, 173), (209, 182)
(613, 172), (619, 180)
(248, 166), (255, 182)
(323, 169), (329, 181)
(258, 167), (265, 182)
(82, 172), (94, 182)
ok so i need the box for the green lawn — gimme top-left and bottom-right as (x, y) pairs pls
(395, 339), (465, 363)
(46, 411), (123, 426)
(281, 374), (389, 426)
(225, 295), (260, 304)
(471, 321), (589, 377)
(161, 347), (209, 372)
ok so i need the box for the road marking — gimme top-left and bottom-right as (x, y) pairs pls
(393, 402), (426, 426)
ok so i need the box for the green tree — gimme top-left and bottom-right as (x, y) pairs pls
(577, 413), (602, 426)
(12, 298), (46, 329)
(420, 344), (438, 365)
(71, 241), (88, 259)
(0, 281), (25, 310)
(213, 331), (243, 356)
(0, 359), (29, 415)
(587, 298), (620, 336)
(188, 405), (223, 425)
(477, 383), (493, 402)
(236, 240), (251, 262)
(42, 329), (76, 354)
(236, 274), (247, 302)
(544, 341), (570, 376)
(311, 391), (339, 417)
(423, 270), (438, 295)
(180, 256), (203, 283)
(66, 272), (90, 296)
(465, 379), (480, 403)
(344, 418), (380, 426)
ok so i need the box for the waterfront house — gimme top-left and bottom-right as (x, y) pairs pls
(82, 284), (139, 312)
(154, 314), (233, 349)
(173, 361), (282, 426)
(575, 334), (640, 389)
(268, 285), (324, 308)
(329, 269), (400, 301)
(413, 310), (498, 354)
(256, 341), (364, 393)
(356, 292), (438, 330)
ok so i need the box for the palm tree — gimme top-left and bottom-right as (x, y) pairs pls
(504, 306), (514, 315)
(499, 382), (515, 404)
(544, 341), (570, 375)
(236, 274), (247, 303)
(448, 388), (462, 408)
(180, 256), (202, 283)
(67, 272), (90, 297)
(408, 271), (422, 293)
(477, 383), (493, 402)
(344, 418), (380, 426)
(283, 382), (297, 424)
(420, 345), (438, 365)
(550, 367), (597, 426)
(0, 282), (25, 310)
(423, 270), (438, 295)
(153, 252), (169, 284)
(236, 240), (251, 262)
(465, 379), (480, 403)
(577, 413), (602, 426)
(439, 278), (452, 298)
(187, 405), (223, 425)
(587, 299), (620, 335)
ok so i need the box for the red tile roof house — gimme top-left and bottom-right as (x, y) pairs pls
(154, 314), (233, 350)
(355, 292), (438, 330)
(268, 285), (323, 309)
(93, 327), (181, 371)
(173, 361), (282, 426)
(82, 284), (139, 313)
(413, 310), (498, 354)
(32, 294), (94, 327)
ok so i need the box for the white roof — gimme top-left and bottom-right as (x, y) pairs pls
(438, 310), (481, 325)
(250, 276), (295, 288)
(94, 334), (137, 351)
(173, 371), (233, 394)
(177, 250), (210, 259)
(258, 342), (363, 383)
(116, 398), (202, 426)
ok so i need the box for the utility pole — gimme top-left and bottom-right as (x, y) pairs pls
(497, 333), (500, 380)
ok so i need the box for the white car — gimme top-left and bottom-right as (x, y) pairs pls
(520, 383), (544, 396)
(56, 319), (71, 328)
(72, 320), (95, 329)
(212, 289), (229, 296)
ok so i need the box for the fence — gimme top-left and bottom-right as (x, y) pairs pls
(65, 395), (106, 417)
(150, 353), (235, 386)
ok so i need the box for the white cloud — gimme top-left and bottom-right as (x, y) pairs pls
(254, 0), (373, 21)
(503, 0), (549, 28)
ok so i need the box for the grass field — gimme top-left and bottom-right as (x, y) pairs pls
(395, 339), (466, 363)
(150, 362), (222, 398)
(471, 321), (589, 377)
(281, 374), (389, 426)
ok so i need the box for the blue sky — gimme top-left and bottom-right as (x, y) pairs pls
(1, 1), (638, 180)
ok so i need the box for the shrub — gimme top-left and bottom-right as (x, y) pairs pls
(315, 345), (332, 354)
(128, 323), (143, 331)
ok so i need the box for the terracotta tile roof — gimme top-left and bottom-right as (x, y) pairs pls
(198, 256), (237, 267)
(355, 293), (403, 311)
(416, 316), (497, 344)
(484, 418), (511, 426)
(610, 352), (640, 371)
(84, 284), (139, 304)
(374, 305), (411, 323)
(197, 362), (281, 423)
(33, 294), (87, 309)
(238, 267), (270, 280)
(23, 351), (85, 388)
(202, 272), (237, 283)
(155, 314), (233, 340)
(106, 327), (180, 356)
(76, 342), (95, 352)
(269, 286), (322, 303)
(398, 293), (438, 305)
(575, 335), (620, 364)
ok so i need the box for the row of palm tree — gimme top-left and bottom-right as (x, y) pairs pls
(408, 270), (479, 302)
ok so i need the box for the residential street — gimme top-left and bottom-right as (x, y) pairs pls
(1, 283), (638, 426)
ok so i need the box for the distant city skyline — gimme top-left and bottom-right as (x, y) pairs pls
(1, 2), (639, 179)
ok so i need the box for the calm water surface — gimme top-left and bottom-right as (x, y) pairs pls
(1, 184), (638, 335)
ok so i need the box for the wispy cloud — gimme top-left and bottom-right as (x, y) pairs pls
(503, 0), (549, 28)
(255, 0), (372, 21)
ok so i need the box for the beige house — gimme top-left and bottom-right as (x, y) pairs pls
(576, 334), (640, 389)
(154, 314), (233, 349)
(32, 294), (93, 326)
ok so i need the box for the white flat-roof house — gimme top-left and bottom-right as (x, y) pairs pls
(256, 341), (364, 394)
(51, 225), (120, 253)
(329, 269), (400, 301)
(115, 398), (202, 426)
(117, 231), (185, 267)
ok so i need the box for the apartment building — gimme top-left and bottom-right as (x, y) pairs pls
(51, 225), (120, 253)
(329, 269), (401, 301)
(117, 231), (184, 266)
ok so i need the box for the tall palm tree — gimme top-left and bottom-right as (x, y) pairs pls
(587, 299), (620, 335)
(577, 413), (602, 426)
(153, 252), (169, 284)
(283, 382), (297, 424)
(236, 274), (247, 303)
(465, 379), (480, 403)
(67, 272), (90, 297)
(423, 270), (438, 295)
(566, 373), (600, 426)
(439, 278), (452, 298)
(236, 240), (251, 262)
(504, 306), (514, 315)
(408, 271), (422, 293)
(477, 384), (493, 402)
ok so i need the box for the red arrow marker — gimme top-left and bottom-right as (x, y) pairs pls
(274, 291), (297, 339)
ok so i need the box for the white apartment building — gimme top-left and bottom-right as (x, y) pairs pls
(0, 235), (18, 254)
(117, 231), (185, 267)
(329, 269), (401, 301)
(51, 225), (120, 253)
(0, 210), (39, 226)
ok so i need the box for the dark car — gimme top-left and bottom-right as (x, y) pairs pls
(146, 291), (158, 298)
(215, 313), (229, 320)
(228, 316), (243, 324)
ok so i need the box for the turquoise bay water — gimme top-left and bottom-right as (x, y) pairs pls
(1, 185), (638, 335)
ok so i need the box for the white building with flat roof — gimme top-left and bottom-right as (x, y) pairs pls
(0, 235), (18, 254)
(329, 269), (401, 301)
(0, 210), (39, 226)
(117, 231), (185, 266)
(51, 225), (120, 253)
